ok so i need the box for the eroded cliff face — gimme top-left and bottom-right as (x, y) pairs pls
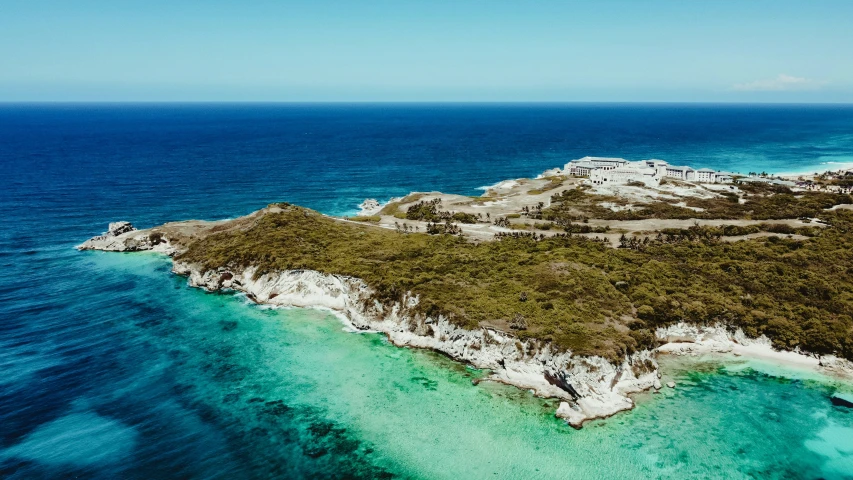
(655, 323), (853, 378)
(76, 223), (662, 427)
(76, 220), (853, 428)
(172, 261), (661, 428)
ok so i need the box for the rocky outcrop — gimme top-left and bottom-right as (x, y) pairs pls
(655, 323), (853, 380)
(357, 199), (382, 216)
(172, 261), (661, 428)
(655, 323), (753, 353)
(831, 393), (853, 408)
(536, 168), (563, 178)
(76, 222), (176, 255)
(78, 220), (853, 427)
(107, 221), (136, 236)
(77, 209), (853, 429)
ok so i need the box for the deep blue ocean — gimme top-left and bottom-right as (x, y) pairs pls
(2, 104), (853, 479)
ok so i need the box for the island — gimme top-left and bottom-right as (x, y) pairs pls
(78, 157), (853, 428)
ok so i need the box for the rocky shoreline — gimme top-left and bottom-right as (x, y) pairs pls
(655, 323), (853, 380)
(173, 261), (667, 428)
(77, 220), (853, 428)
(78, 221), (661, 427)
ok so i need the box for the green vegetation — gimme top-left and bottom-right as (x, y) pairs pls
(348, 215), (381, 222)
(405, 199), (479, 224)
(614, 212), (853, 358)
(377, 202), (403, 216)
(806, 170), (853, 189)
(653, 224), (820, 240)
(177, 204), (853, 363)
(544, 186), (852, 222)
(564, 224), (610, 234)
(528, 176), (564, 195)
(377, 193), (428, 216)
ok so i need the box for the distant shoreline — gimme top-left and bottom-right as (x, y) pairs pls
(776, 162), (853, 178)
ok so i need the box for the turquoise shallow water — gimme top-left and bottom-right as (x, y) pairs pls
(3, 104), (853, 478)
(8, 251), (850, 479)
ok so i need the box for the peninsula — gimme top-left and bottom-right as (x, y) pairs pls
(78, 157), (853, 427)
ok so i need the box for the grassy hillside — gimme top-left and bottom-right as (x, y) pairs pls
(543, 185), (852, 222)
(177, 204), (853, 362)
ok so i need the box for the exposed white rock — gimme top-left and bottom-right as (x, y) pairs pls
(75, 148), (853, 433)
(666, 381), (676, 388)
(537, 168), (563, 178)
(76, 222), (176, 255)
(655, 323), (853, 380)
(357, 199), (382, 216)
(108, 221), (136, 236)
(480, 179), (519, 194)
(77, 220), (853, 428)
(172, 261), (660, 428)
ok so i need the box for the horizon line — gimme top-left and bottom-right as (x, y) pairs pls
(2, 100), (853, 106)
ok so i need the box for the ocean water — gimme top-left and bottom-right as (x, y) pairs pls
(2, 103), (853, 479)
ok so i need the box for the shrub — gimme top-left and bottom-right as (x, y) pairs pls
(349, 215), (381, 222)
(177, 205), (853, 362)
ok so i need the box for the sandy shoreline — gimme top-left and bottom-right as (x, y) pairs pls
(777, 161), (853, 179)
(656, 323), (853, 382)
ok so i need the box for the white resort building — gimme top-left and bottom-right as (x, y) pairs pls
(665, 165), (696, 181)
(696, 168), (717, 182)
(564, 157), (628, 177)
(563, 156), (732, 186)
(588, 162), (666, 187)
(566, 160), (596, 177)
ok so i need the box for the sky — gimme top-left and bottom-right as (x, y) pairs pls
(1, 0), (852, 102)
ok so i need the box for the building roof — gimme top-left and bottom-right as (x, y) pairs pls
(569, 161), (597, 168)
(575, 156), (628, 164)
(697, 168), (716, 173)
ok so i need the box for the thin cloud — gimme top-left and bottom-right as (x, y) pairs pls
(732, 74), (827, 92)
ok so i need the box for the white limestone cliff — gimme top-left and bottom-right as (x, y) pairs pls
(655, 323), (853, 379)
(171, 261), (661, 428)
(79, 221), (853, 428)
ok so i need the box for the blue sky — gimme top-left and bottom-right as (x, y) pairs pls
(1, 0), (851, 102)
